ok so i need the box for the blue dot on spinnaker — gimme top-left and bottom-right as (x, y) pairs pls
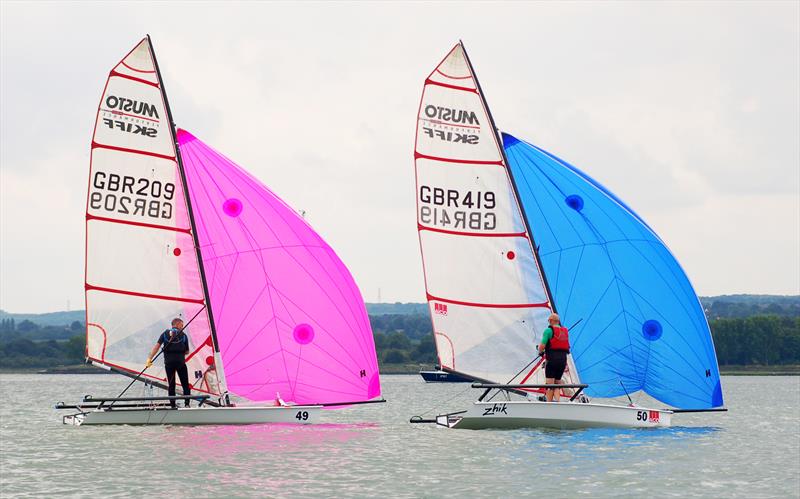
(642, 320), (663, 341)
(565, 195), (584, 211)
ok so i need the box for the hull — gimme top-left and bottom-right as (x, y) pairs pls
(64, 405), (321, 426)
(419, 370), (472, 383)
(440, 400), (672, 430)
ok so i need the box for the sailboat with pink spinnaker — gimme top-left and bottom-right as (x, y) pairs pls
(57, 36), (382, 425)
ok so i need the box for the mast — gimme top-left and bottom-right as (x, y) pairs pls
(146, 35), (229, 399)
(459, 41), (559, 315)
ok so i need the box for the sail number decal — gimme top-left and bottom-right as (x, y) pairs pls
(295, 411), (309, 421)
(636, 410), (660, 423)
(482, 403), (508, 416)
(419, 186), (496, 231)
(90, 172), (175, 220)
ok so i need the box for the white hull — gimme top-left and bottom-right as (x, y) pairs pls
(439, 400), (672, 430)
(64, 405), (322, 426)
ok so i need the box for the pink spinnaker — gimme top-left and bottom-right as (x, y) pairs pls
(178, 129), (380, 405)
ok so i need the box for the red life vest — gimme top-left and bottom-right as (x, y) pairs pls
(548, 325), (570, 352)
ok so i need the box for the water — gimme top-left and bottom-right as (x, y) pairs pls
(1, 374), (798, 498)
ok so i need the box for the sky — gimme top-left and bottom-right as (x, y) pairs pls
(1, 1), (798, 313)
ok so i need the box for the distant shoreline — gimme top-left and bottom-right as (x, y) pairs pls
(1, 364), (798, 376)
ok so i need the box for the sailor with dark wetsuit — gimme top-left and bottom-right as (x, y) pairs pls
(538, 313), (571, 402)
(146, 318), (191, 408)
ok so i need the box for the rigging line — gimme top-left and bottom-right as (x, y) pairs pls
(417, 383), (475, 418)
(190, 145), (368, 351)
(108, 305), (208, 405)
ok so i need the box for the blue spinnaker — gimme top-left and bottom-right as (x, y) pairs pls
(503, 133), (723, 409)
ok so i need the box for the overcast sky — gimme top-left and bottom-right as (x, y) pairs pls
(1, 1), (798, 313)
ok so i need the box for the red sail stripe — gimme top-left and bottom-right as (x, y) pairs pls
(85, 283), (205, 304)
(427, 293), (551, 309)
(418, 224), (528, 238)
(110, 70), (160, 88)
(86, 213), (192, 234)
(424, 78), (478, 93)
(91, 141), (175, 161)
(414, 151), (504, 166)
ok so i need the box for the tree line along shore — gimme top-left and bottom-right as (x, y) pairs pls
(0, 295), (798, 374)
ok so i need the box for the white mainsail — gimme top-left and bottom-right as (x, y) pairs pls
(85, 38), (222, 395)
(414, 43), (579, 386)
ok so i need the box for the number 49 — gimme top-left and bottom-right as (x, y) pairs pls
(295, 411), (309, 421)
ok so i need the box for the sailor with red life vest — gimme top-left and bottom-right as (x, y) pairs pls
(538, 313), (571, 402)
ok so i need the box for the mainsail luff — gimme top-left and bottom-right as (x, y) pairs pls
(146, 35), (228, 397)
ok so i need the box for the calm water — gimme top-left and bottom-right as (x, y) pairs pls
(0, 374), (798, 498)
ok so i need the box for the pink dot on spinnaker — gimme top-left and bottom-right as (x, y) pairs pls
(173, 248), (181, 256)
(367, 372), (381, 399)
(205, 356), (214, 366)
(222, 198), (243, 217)
(293, 324), (315, 345)
(507, 251), (516, 260)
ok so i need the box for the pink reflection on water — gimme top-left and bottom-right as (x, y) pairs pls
(162, 422), (377, 459)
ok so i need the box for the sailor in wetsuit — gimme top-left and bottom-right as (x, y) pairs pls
(538, 313), (571, 402)
(146, 318), (191, 408)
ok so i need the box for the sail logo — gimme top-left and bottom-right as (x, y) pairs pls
(434, 302), (448, 316)
(422, 127), (479, 145)
(100, 95), (160, 138)
(423, 105), (479, 126)
(104, 95), (160, 120)
(420, 104), (480, 145)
